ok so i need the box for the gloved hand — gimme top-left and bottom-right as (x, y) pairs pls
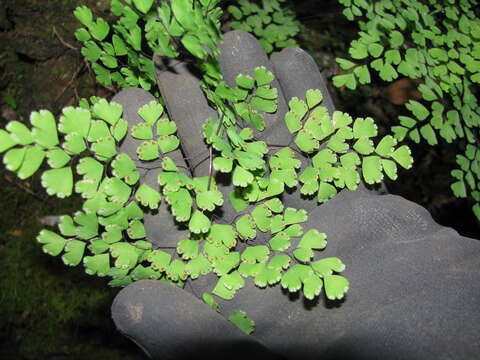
(110, 31), (480, 360)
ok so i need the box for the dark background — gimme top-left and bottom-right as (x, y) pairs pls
(0, 0), (478, 359)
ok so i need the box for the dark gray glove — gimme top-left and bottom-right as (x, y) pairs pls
(111, 31), (480, 360)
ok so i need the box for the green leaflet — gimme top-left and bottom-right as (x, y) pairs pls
(241, 245), (269, 264)
(147, 250), (172, 272)
(158, 135), (180, 154)
(0, 129), (17, 153)
(213, 272), (244, 300)
(353, 117), (377, 138)
(302, 274), (323, 300)
(269, 231), (291, 251)
(293, 247), (313, 262)
(112, 153), (136, 178)
(375, 135), (397, 157)
(212, 252), (240, 276)
(281, 264), (313, 293)
(165, 188), (193, 221)
(202, 293), (220, 312)
(137, 140), (160, 161)
(131, 123), (153, 140)
(251, 204), (271, 232)
(37, 229), (67, 256)
(110, 242), (139, 269)
(336, 57), (356, 70)
(89, 239), (111, 255)
(188, 210), (211, 234)
(285, 111), (302, 133)
(203, 242), (229, 263)
(47, 148), (71, 169)
(157, 119), (177, 136)
(74, 6), (93, 27)
(92, 99), (123, 126)
(196, 189), (224, 211)
(324, 274), (349, 300)
(41, 167), (73, 198)
(133, 0), (154, 14)
(317, 182), (337, 203)
(186, 254), (211, 279)
(228, 310), (255, 335)
(284, 208), (308, 225)
(235, 214), (256, 240)
(254, 263), (282, 287)
(58, 215), (76, 237)
(17, 145), (45, 180)
(362, 156), (383, 184)
(289, 97), (308, 121)
(74, 211), (98, 240)
(167, 259), (188, 281)
(62, 240), (87, 266)
(131, 265), (160, 281)
(88, 120), (111, 142)
(6, 121), (33, 145)
(228, 189), (249, 212)
(177, 239), (199, 260)
(236, 74), (255, 89)
(63, 133), (86, 154)
(298, 229), (327, 250)
(135, 183), (161, 210)
(89, 18), (110, 42)
(30, 110), (59, 149)
(391, 146), (413, 169)
(58, 106), (91, 137)
(311, 257), (346, 277)
(233, 165), (254, 187)
(162, 157), (178, 172)
(295, 128), (319, 153)
(92, 136), (117, 160)
(84, 254), (110, 276)
(127, 220), (146, 240)
(333, 73), (357, 90)
(284, 223), (303, 238)
(254, 66), (275, 87)
(263, 198), (284, 213)
(340, 152), (360, 168)
(268, 254), (291, 271)
(213, 156), (233, 173)
(207, 224), (237, 248)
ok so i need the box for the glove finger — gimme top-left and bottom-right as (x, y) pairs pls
(271, 47), (336, 117)
(217, 31), (318, 216)
(213, 190), (480, 359)
(218, 30), (290, 145)
(154, 57), (215, 177)
(269, 47), (339, 212)
(112, 88), (189, 248)
(111, 279), (283, 360)
(154, 57), (239, 224)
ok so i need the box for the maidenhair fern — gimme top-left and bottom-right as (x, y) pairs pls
(333, 0), (480, 220)
(226, 0), (301, 54)
(0, 0), (414, 335)
(74, 0), (223, 91)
